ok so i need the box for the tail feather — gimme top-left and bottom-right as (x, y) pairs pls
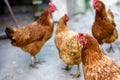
(107, 8), (116, 27)
(5, 27), (14, 40)
(107, 8), (114, 19)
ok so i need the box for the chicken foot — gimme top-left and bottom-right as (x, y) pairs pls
(30, 56), (45, 68)
(63, 65), (71, 71)
(29, 56), (40, 68)
(70, 64), (80, 78)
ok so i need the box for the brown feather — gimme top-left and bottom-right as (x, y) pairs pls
(82, 34), (120, 80)
(92, 1), (118, 45)
(5, 6), (54, 56)
(55, 15), (82, 65)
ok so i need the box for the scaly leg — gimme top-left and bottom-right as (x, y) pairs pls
(71, 64), (80, 78)
(30, 56), (36, 67)
(106, 43), (114, 52)
(109, 43), (114, 52)
(34, 56), (40, 64)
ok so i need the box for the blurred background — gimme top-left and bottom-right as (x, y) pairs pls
(0, 0), (120, 80)
(0, 0), (93, 38)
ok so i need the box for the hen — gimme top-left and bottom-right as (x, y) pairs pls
(5, 2), (57, 67)
(77, 33), (120, 80)
(92, 0), (118, 52)
(55, 14), (83, 78)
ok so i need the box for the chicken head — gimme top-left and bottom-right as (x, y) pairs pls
(77, 33), (87, 46)
(48, 2), (57, 14)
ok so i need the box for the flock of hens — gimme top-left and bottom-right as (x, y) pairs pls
(4, 0), (120, 80)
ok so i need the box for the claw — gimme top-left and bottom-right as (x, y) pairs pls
(71, 65), (80, 78)
(70, 72), (80, 78)
(30, 56), (45, 66)
(29, 64), (38, 69)
(29, 63), (35, 67)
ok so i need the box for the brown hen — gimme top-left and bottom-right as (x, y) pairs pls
(77, 33), (120, 80)
(55, 14), (83, 78)
(92, 0), (118, 52)
(5, 2), (57, 67)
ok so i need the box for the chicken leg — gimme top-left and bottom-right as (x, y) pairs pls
(71, 64), (80, 78)
(30, 56), (36, 67)
(106, 43), (114, 52)
(34, 56), (40, 64)
(30, 55), (45, 68)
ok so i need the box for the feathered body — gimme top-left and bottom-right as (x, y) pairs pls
(55, 14), (82, 78)
(77, 33), (120, 80)
(55, 30), (82, 65)
(11, 9), (54, 56)
(5, 2), (56, 67)
(92, 0), (118, 48)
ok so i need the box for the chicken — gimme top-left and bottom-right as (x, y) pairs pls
(92, 0), (118, 52)
(54, 14), (83, 78)
(5, 2), (57, 67)
(77, 33), (120, 80)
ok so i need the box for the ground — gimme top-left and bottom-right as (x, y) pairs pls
(0, 1), (120, 80)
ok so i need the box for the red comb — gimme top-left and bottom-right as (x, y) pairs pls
(78, 33), (84, 38)
(64, 14), (69, 17)
(93, 0), (99, 4)
(49, 2), (55, 7)
(64, 14), (69, 22)
(77, 33), (87, 45)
